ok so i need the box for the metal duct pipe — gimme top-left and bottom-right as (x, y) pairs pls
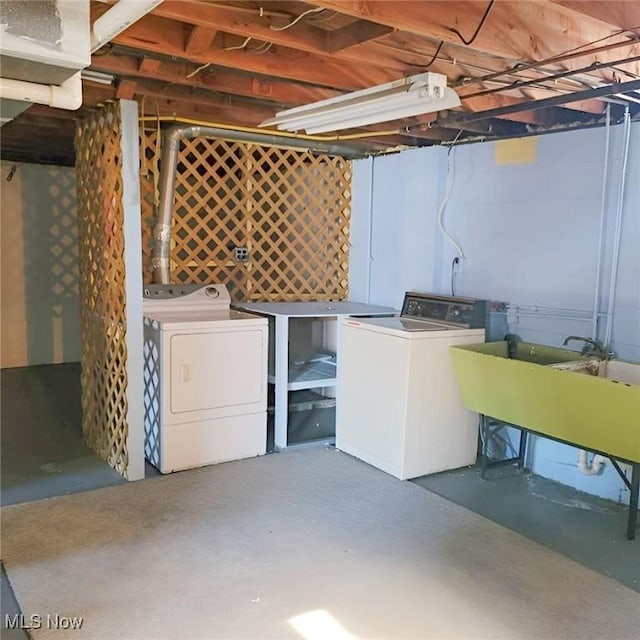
(152, 125), (360, 284)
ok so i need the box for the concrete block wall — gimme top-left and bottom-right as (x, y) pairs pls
(350, 122), (639, 503)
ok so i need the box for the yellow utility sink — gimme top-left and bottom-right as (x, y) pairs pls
(449, 341), (640, 464)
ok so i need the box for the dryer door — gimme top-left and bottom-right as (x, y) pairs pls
(168, 326), (266, 422)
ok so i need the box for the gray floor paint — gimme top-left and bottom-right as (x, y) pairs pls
(1, 363), (638, 639)
(413, 462), (639, 591)
(1, 363), (125, 507)
(3, 447), (639, 640)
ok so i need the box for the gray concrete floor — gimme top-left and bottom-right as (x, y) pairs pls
(1, 363), (637, 638)
(1, 363), (125, 505)
(413, 462), (640, 592)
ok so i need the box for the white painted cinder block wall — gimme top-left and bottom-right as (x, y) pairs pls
(0, 162), (81, 368)
(350, 122), (639, 503)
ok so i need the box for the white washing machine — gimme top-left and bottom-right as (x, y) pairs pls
(336, 292), (487, 480)
(143, 284), (268, 473)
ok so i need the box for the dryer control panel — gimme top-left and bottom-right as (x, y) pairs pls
(401, 292), (488, 328)
(143, 283), (231, 313)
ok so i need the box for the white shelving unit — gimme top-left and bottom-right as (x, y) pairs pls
(233, 301), (395, 449)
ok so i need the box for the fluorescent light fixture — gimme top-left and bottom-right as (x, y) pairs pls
(80, 70), (114, 86)
(260, 72), (460, 134)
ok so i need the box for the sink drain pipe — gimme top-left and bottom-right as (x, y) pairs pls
(577, 450), (605, 476)
(152, 124), (360, 284)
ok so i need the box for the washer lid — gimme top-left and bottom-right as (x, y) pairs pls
(344, 316), (485, 339)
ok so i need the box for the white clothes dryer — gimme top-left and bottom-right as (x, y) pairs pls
(143, 284), (268, 473)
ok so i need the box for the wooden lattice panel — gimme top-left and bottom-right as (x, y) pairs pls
(245, 144), (351, 301)
(140, 128), (159, 283)
(76, 102), (129, 477)
(140, 134), (351, 300)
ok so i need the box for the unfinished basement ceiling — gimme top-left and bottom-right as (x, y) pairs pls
(2, 0), (640, 165)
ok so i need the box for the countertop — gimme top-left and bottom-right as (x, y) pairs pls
(233, 300), (396, 318)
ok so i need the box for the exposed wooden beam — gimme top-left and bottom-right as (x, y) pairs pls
(116, 79), (137, 99)
(139, 57), (162, 74)
(185, 24), (217, 55)
(155, 1), (328, 52)
(326, 21), (395, 52)
(112, 15), (400, 91)
(303, 1), (640, 73)
(92, 53), (341, 106)
(550, 1), (640, 32)
(152, 1), (409, 73)
(154, 0), (515, 83)
(132, 81), (277, 122)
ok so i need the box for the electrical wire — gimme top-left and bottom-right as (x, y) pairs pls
(270, 7), (325, 32)
(223, 36), (253, 51)
(185, 62), (211, 79)
(437, 133), (465, 261)
(449, 0), (495, 46)
(450, 257), (458, 296)
(308, 10), (338, 25)
(247, 41), (273, 55)
(415, 41), (444, 69)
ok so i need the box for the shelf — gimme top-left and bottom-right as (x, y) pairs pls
(268, 370), (337, 391)
(288, 377), (337, 391)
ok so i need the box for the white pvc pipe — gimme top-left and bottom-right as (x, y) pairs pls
(0, 72), (82, 110)
(91, 0), (165, 52)
(366, 156), (375, 304)
(591, 104), (610, 340)
(603, 107), (631, 349)
(577, 450), (605, 476)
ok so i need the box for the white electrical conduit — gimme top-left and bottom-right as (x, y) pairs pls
(591, 104), (610, 340)
(91, 0), (165, 53)
(366, 156), (375, 304)
(603, 106), (631, 350)
(577, 107), (631, 477)
(0, 72), (82, 110)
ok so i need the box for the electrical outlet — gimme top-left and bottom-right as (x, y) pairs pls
(453, 256), (467, 273)
(234, 246), (249, 262)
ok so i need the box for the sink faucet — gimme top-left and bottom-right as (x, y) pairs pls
(562, 336), (608, 359)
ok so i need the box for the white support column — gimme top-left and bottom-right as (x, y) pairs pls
(273, 315), (289, 449)
(120, 99), (145, 481)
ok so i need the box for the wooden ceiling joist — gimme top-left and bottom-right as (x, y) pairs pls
(94, 52), (341, 106)
(185, 25), (218, 55)
(112, 15), (400, 91)
(551, 1), (640, 32)
(2, 0), (639, 164)
(303, 0), (640, 73)
(325, 21), (395, 52)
